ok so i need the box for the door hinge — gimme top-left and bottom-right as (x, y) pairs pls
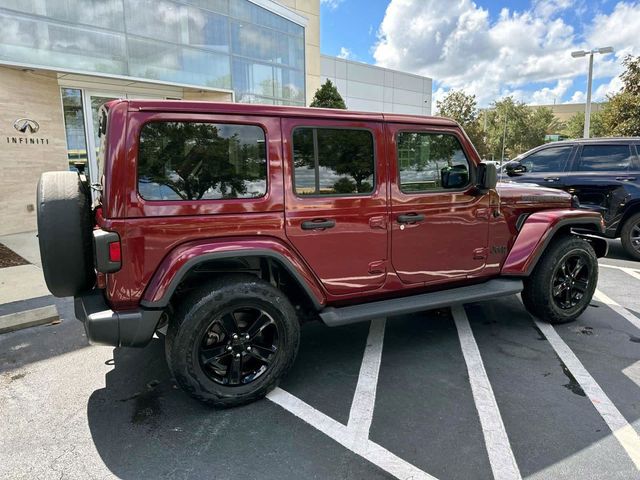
(368, 260), (386, 275)
(473, 247), (488, 260)
(476, 208), (490, 220)
(369, 216), (387, 230)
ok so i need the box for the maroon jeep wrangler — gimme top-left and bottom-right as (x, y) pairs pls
(37, 100), (606, 407)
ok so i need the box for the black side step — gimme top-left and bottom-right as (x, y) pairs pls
(319, 278), (524, 327)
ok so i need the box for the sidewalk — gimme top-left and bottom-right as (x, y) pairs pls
(0, 231), (58, 333)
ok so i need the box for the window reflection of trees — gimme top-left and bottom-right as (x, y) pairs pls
(293, 128), (374, 195)
(138, 122), (267, 201)
(398, 133), (469, 192)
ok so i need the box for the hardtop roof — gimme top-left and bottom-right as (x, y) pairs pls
(120, 99), (459, 127)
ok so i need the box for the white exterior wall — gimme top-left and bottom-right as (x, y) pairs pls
(320, 55), (433, 115)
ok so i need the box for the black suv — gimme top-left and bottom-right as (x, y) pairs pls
(504, 138), (640, 259)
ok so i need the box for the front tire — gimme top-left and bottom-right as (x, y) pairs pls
(522, 236), (598, 324)
(166, 274), (300, 408)
(620, 213), (640, 261)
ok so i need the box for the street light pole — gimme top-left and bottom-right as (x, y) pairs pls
(584, 52), (594, 139)
(572, 46), (614, 139)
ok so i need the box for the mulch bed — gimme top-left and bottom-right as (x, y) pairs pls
(0, 243), (29, 268)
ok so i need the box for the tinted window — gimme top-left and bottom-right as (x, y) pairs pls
(520, 146), (572, 173)
(138, 122), (267, 201)
(293, 128), (375, 195)
(397, 132), (470, 192)
(577, 145), (632, 171)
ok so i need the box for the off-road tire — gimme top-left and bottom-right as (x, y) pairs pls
(37, 171), (95, 297)
(522, 235), (598, 324)
(165, 274), (300, 408)
(620, 213), (640, 261)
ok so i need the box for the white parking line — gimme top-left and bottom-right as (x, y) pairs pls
(534, 319), (640, 470)
(267, 318), (437, 480)
(347, 318), (386, 448)
(452, 305), (522, 480)
(268, 388), (436, 480)
(594, 289), (640, 331)
(599, 263), (640, 278)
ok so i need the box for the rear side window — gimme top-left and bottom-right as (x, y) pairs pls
(137, 122), (267, 201)
(292, 128), (375, 196)
(397, 132), (470, 192)
(520, 146), (572, 173)
(577, 145), (633, 172)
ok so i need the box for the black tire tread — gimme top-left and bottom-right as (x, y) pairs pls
(37, 171), (95, 297)
(522, 235), (597, 324)
(620, 212), (640, 261)
(165, 274), (299, 408)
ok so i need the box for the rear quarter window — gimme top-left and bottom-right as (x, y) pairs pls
(137, 122), (267, 201)
(577, 144), (633, 172)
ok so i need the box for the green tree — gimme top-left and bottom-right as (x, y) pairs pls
(562, 110), (607, 139)
(436, 90), (488, 158)
(483, 97), (532, 160)
(482, 99), (562, 160)
(310, 79), (347, 109)
(599, 55), (640, 137)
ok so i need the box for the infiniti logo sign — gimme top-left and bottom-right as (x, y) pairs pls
(6, 118), (49, 146)
(13, 118), (40, 134)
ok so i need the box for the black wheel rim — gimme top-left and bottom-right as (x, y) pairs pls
(631, 222), (640, 254)
(551, 253), (591, 310)
(198, 306), (280, 386)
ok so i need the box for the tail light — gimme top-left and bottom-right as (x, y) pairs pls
(93, 229), (122, 273)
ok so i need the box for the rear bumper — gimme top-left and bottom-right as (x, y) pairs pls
(74, 290), (163, 347)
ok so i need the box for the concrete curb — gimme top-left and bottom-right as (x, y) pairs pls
(0, 305), (59, 334)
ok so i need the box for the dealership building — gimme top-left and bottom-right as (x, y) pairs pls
(0, 0), (433, 235)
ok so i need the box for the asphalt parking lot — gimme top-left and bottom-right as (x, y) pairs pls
(2, 240), (640, 480)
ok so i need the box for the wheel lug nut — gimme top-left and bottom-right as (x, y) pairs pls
(232, 334), (238, 340)
(226, 345), (232, 351)
(245, 334), (250, 340)
(235, 353), (240, 358)
(246, 346), (252, 351)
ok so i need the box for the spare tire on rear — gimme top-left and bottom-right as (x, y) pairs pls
(37, 171), (95, 297)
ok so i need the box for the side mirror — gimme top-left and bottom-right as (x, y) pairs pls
(477, 162), (497, 192)
(440, 164), (470, 189)
(505, 161), (526, 177)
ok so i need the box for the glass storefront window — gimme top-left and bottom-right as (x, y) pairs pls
(61, 88), (88, 169)
(0, 0), (305, 105)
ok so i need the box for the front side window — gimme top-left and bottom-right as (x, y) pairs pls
(397, 132), (470, 192)
(577, 145), (633, 172)
(293, 128), (375, 196)
(521, 146), (572, 173)
(138, 122), (267, 201)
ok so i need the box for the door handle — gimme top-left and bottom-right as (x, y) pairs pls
(544, 177), (560, 182)
(301, 219), (336, 230)
(397, 213), (425, 224)
(616, 177), (637, 181)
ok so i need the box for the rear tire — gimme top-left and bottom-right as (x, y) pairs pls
(166, 274), (300, 408)
(522, 235), (597, 324)
(620, 213), (640, 261)
(37, 171), (95, 297)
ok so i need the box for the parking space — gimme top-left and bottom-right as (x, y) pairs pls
(2, 244), (640, 480)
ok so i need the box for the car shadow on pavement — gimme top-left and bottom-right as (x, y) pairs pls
(85, 322), (387, 480)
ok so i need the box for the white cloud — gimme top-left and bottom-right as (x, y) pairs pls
(337, 47), (353, 59)
(569, 90), (587, 103)
(530, 79), (573, 105)
(321, 0), (344, 10)
(373, 0), (640, 106)
(593, 75), (624, 101)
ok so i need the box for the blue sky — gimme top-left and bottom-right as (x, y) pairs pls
(319, 0), (639, 107)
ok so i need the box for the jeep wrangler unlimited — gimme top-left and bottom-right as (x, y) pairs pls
(37, 100), (607, 407)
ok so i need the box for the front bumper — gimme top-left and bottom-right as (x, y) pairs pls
(74, 290), (163, 347)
